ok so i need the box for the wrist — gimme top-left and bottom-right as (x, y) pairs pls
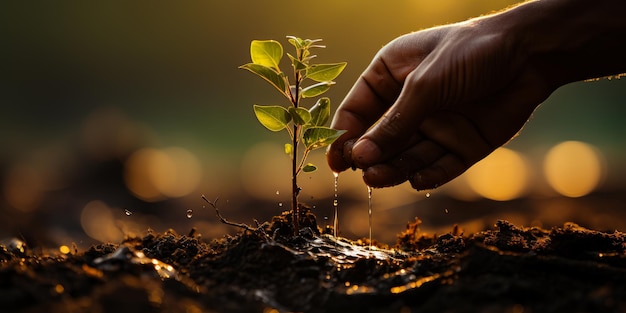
(486, 0), (626, 84)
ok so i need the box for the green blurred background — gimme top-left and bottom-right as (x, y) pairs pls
(1, 1), (625, 248)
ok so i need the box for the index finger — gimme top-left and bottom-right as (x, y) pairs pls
(327, 57), (403, 172)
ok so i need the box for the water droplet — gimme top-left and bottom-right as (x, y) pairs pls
(278, 202), (283, 207)
(124, 208), (132, 216)
(186, 209), (193, 218)
(275, 190), (280, 195)
(333, 172), (340, 238)
(367, 186), (373, 250)
(425, 192), (431, 198)
(444, 208), (449, 214)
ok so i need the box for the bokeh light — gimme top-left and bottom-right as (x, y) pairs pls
(543, 141), (604, 197)
(124, 147), (202, 201)
(2, 163), (44, 212)
(240, 142), (291, 201)
(80, 200), (123, 243)
(464, 148), (529, 201)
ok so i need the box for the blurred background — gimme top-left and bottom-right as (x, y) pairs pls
(1, 1), (625, 248)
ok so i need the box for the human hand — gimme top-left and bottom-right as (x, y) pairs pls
(326, 18), (556, 190)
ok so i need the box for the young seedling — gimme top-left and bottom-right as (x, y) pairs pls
(240, 36), (346, 235)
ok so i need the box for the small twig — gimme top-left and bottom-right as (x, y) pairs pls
(201, 195), (268, 236)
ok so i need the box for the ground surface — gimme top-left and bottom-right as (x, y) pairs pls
(1, 212), (626, 313)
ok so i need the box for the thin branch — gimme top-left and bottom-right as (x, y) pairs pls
(201, 195), (260, 233)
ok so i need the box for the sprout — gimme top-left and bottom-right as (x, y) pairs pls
(240, 37), (347, 235)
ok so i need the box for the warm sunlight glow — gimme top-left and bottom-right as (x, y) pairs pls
(464, 148), (529, 201)
(80, 200), (123, 243)
(124, 147), (202, 201)
(543, 141), (603, 197)
(240, 142), (290, 200)
(3, 163), (44, 212)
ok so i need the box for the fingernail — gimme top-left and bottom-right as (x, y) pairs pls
(352, 139), (381, 167)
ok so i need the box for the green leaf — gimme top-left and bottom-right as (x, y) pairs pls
(308, 98), (330, 126)
(253, 105), (291, 131)
(306, 63), (347, 82)
(250, 40), (283, 70)
(302, 163), (317, 172)
(303, 127), (347, 150)
(287, 53), (308, 71)
(239, 63), (287, 95)
(301, 81), (334, 98)
(288, 107), (311, 125)
(287, 36), (305, 49)
(284, 143), (293, 155)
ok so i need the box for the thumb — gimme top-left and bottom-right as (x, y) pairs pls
(351, 85), (433, 168)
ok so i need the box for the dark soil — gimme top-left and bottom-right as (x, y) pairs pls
(2, 209), (626, 313)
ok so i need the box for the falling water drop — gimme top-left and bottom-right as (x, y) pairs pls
(186, 209), (193, 218)
(276, 190), (280, 195)
(425, 192), (431, 198)
(444, 208), (449, 214)
(367, 186), (373, 250)
(124, 208), (132, 216)
(278, 202), (283, 207)
(333, 172), (339, 238)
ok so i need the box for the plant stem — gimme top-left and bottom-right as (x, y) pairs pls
(292, 60), (301, 236)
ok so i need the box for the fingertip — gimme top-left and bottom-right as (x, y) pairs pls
(352, 139), (382, 168)
(408, 168), (447, 191)
(326, 138), (356, 173)
(362, 165), (407, 188)
(326, 144), (349, 173)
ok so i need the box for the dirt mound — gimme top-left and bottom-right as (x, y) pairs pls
(1, 218), (625, 312)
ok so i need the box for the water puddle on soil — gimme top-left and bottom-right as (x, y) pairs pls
(277, 234), (455, 296)
(93, 245), (201, 292)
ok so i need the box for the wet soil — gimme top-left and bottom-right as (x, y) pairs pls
(1, 210), (626, 313)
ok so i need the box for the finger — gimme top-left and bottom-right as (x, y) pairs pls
(409, 153), (468, 190)
(403, 112), (493, 190)
(327, 55), (404, 172)
(350, 61), (439, 168)
(363, 111), (493, 189)
(409, 72), (549, 190)
(362, 139), (447, 187)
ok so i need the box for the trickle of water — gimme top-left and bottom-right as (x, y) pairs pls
(186, 209), (193, 218)
(367, 186), (373, 249)
(333, 172), (339, 238)
(124, 208), (132, 216)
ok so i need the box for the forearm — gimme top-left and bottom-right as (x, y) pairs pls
(487, 0), (626, 85)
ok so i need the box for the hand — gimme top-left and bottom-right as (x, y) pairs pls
(326, 19), (556, 190)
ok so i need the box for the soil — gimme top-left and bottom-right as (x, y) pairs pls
(2, 208), (626, 313)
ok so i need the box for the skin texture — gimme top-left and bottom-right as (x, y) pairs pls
(327, 0), (626, 190)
